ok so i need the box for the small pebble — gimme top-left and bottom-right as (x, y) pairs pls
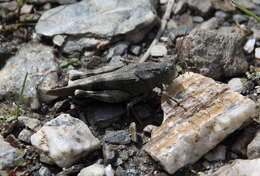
(244, 38), (256, 54)
(214, 11), (227, 18)
(150, 44), (167, 57)
(115, 166), (127, 176)
(105, 165), (115, 176)
(0, 135), (21, 170)
(228, 78), (245, 93)
(253, 29), (260, 40)
(43, 3), (51, 10)
(116, 158), (123, 166)
(143, 125), (157, 134)
(83, 51), (95, 57)
(255, 48), (260, 59)
(20, 4), (33, 14)
(103, 144), (116, 164)
(130, 45), (142, 56)
(18, 116), (41, 132)
(119, 150), (129, 161)
(39, 166), (52, 176)
(18, 129), (33, 144)
(77, 164), (104, 176)
(160, 0), (168, 4)
(233, 14), (248, 23)
(192, 16), (204, 23)
(104, 130), (131, 145)
(53, 35), (66, 46)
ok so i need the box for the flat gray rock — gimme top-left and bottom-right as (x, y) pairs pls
(0, 135), (21, 170)
(36, 0), (158, 43)
(0, 43), (59, 109)
(104, 130), (131, 145)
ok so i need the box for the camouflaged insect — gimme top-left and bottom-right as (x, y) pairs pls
(46, 62), (176, 103)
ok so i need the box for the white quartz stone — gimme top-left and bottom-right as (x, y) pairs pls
(77, 164), (105, 176)
(228, 78), (245, 93)
(243, 38), (256, 53)
(53, 35), (66, 46)
(144, 72), (257, 174)
(77, 164), (114, 176)
(31, 114), (100, 168)
(160, 0), (168, 4)
(255, 47), (260, 59)
(143, 125), (158, 134)
(208, 159), (260, 176)
(105, 165), (114, 176)
(150, 44), (167, 57)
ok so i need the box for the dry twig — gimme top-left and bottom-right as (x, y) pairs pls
(139, 0), (176, 63)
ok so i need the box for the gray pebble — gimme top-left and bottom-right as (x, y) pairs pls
(150, 44), (167, 57)
(18, 129), (33, 144)
(0, 135), (21, 170)
(39, 166), (52, 176)
(103, 144), (116, 164)
(168, 25), (193, 41)
(130, 45), (142, 56)
(192, 16), (204, 23)
(233, 14), (248, 23)
(104, 130), (131, 145)
(214, 11), (228, 18)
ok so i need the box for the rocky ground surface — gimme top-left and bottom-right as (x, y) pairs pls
(0, 0), (260, 175)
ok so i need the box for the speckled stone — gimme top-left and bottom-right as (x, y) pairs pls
(31, 114), (101, 168)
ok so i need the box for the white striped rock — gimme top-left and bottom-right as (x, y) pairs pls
(143, 72), (257, 174)
(31, 114), (100, 168)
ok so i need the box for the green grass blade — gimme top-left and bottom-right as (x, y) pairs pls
(60, 58), (80, 69)
(232, 0), (260, 22)
(19, 72), (28, 105)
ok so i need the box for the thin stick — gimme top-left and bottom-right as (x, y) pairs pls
(139, 0), (175, 63)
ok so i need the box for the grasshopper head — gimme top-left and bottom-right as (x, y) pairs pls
(160, 61), (176, 84)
